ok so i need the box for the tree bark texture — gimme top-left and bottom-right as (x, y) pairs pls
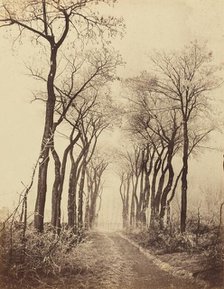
(181, 121), (189, 233)
(34, 46), (58, 232)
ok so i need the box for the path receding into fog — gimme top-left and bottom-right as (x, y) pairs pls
(59, 231), (203, 289)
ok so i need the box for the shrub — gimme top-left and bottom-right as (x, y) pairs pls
(0, 223), (87, 288)
(126, 216), (221, 254)
(147, 228), (197, 254)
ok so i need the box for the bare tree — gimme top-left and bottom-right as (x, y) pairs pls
(85, 155), (108, 229)
(0, 0), (123, 232)
(123, 43), (220, 232)
(129, 100), (182, 228)
(151, 42), (220, 232)
(65, 90), (117, 231)
(123, 60), (215, 231)
(119, 169), (131, 229)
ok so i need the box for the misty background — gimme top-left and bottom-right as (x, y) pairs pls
(0, 0), (224, 229)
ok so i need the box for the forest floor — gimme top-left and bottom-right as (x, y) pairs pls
(1, 231), (223, 289)
(18, 232), (220, 289)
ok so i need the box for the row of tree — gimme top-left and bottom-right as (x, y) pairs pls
(119, 43), (220, 233)
(0, 0), (123, 233)
(0, 1), (221, 236)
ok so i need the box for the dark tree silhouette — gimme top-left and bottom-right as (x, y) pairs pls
(0, 0), (123, 232)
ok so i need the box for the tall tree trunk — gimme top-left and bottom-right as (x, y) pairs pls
(159, 161), (174, 228)
(89, 195), (97, 229)
(166, 168), (183, 228)
(51, 131), (80, 232)
(181, 120), (189, 233)
(150, 173), (156, 228)
(85, 168), (92, 229)
(89, 178), (100, 229)
(120, 174), (129, 229)
(130, 192), (135, 227)
(34, 46), (57, 232)
(154, 168), (167, 216)
(84, 191), (90, 229)
(142, 147), (154, 226)
(139, 161), (145, 225)
(141, 174), (150, 226)
(68, 162), (78, 230)
(51, 146), (61, 229)
(125, 177), (130, 228)
(78, 158), (87, 229)
(150, 151), (163, 228)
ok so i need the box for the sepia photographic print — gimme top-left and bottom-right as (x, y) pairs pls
(0, 0), (224, 288)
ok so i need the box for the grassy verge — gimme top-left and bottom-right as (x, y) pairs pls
(124, 221), (224, 288)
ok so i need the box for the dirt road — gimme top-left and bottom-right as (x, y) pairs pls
(62, 231), (204, 289)
(109, 233), (204, 289)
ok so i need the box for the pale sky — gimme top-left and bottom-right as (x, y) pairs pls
(0, 0), (224, 224)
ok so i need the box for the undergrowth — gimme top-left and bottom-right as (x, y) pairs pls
(125, 216), (224, 287)
(0, 224), (88, 289)
(126, 217), (222, 254)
